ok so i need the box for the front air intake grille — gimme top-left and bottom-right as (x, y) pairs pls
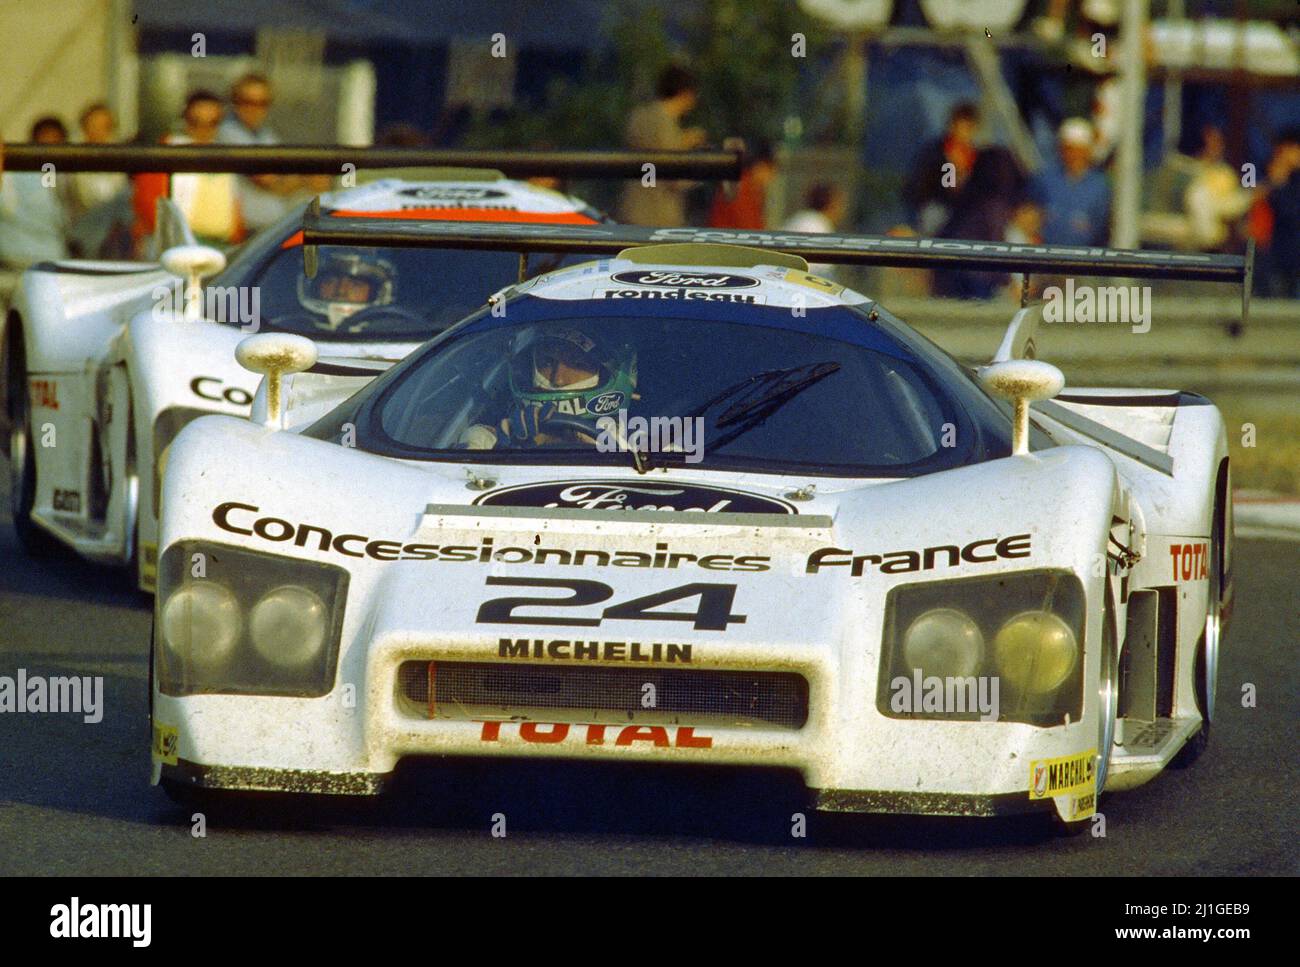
(398, 661), (808, 730)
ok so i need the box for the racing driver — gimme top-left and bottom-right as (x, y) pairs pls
(460, 326), (637, 450)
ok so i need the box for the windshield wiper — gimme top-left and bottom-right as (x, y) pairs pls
(678, 362), (840, 451)
(685, 364), (838, 423)
(716, 362), (841, 427)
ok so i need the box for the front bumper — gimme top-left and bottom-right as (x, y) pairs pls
(161, 758), (388, 796)
(153, 639), (1101, 822)
(814, 788), (1056, 817)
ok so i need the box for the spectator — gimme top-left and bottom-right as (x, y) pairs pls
(133, 91), (244, 250)
(216, 73), (294, 231)
(1183, 125), (1252, 252)
(941, 146), (1026, 242)
(935, 146), (1028, 299)
(0, 117), (71, 268)
(68, 103), (132, 259)
(1262, 128), (1300, 298)
(782, 181), (847, 277)
(784, 181), (846, 234)
(708, 141), (776, 230)
(1006, 200), (1044, 246)
(31, 117), (69, 145)
(1005, 199), (1046, 303)
(619, 65), (707, 226)
(903, 101), (980, 236)
(1030, 117), (1111, 247)
(218, 74), (277, 146)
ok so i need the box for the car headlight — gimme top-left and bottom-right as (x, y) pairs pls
(903, 608), (984, 679)
(155, 541), (348, 697)
(877, 570), (1085, 725)
(160, 581), (241, 673)
(250, 585), (329, 669)
(994, 611), (1077, 695)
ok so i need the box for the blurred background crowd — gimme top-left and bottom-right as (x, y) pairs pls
(1, 0), (1298, 300)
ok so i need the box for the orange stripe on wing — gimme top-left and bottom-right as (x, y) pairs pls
(329, 207), (598, 223)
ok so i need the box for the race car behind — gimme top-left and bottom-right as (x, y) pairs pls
(3, 169), (608, 590)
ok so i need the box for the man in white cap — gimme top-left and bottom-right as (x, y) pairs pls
(1029, 117), (1111, 247)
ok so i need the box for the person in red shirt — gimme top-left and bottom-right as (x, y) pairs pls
(903, 102), (980, 236)
(708, 141), (776, 230)
(133, 91), (245, 251)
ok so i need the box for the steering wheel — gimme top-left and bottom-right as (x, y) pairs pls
(537, 413), (602, 445)
(265, 313), (328, 332)
(338, 304), (429, 331)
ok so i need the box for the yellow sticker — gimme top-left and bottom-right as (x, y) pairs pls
(1068, 791), (1097, 820)
(1028, 748), (1096, 800)
(784, 269), (844, 295)
(152, 721), (179, 765)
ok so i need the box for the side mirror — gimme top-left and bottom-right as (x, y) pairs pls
(160, 245), (226, 320)
(979, 359), (1064, 456)
(236, 334), (318, 429)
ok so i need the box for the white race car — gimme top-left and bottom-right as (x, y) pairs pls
(2, 173), (606, 591)
(150, 219), (1246, 829)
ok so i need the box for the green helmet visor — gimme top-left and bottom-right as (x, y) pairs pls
(509, 327), (637, 419)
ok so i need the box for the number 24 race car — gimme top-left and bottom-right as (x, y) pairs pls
(149, 216), (1245, 832)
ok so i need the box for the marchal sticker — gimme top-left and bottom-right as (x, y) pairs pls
(475, 479), (796, 514)
(1028, 748), (1096, 800)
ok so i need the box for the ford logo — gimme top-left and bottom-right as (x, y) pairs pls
(611, 270), (759, 289)
(398, 187), (508, 201)
(587, 392), (624, 415)
(475, 480), (796, 514)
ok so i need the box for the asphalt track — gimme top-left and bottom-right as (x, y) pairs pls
(0, 471), (1295, 875)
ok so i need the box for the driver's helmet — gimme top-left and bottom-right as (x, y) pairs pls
(297, 251), (396, 328)
(508, 325), (636, 419)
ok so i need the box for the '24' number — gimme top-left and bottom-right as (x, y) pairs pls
(476, 578), (746, 631)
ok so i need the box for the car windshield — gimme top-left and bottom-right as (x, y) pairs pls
(359, 305), (972, 475)
(246, 244), (587, 340)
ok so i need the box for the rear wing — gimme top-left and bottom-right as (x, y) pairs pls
(300, 211), (1254, 322)
(0, 144), (742, 180)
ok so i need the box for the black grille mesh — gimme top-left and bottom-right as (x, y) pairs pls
(398, 661), (808, 730)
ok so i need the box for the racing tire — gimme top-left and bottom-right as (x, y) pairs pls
(7, 331), (58, 557)
(1171, 482), (1225, 769)
(120, 397), (145, 596)
(1052, 587), (1119, 836)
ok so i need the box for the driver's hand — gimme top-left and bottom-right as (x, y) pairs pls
(458, 424), (499, 450)
(503, 402), (557, 443)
